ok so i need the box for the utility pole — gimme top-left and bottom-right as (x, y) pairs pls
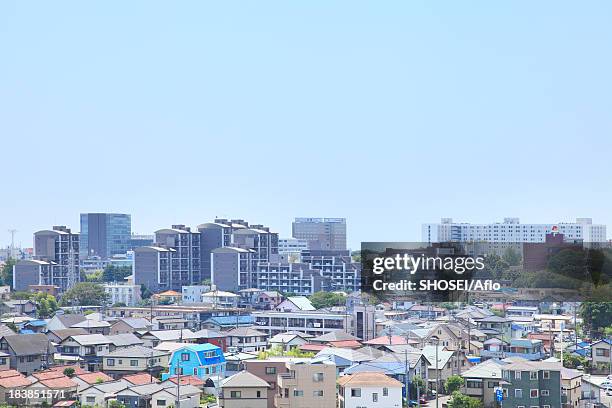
(404, 349), (410, 407)
(435, 338), (440, 408)
(176, 329), (182, 408)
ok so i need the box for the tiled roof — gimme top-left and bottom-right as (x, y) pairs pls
(39, 376), (78, 389)
(122, 373), (160, 385)
(76, 372), (113, 384)
(338, 372), (402, 387)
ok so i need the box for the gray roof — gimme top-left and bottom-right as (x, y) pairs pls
(106, 333), (144, 347)
(221, 371), (269, 388)
(48, 328), (88, 341)
(145, 329), (197, 341)
(461, 359), (506, 379)
(192, 329), (225, 338)
(55, 314), (87, 327)
(71, 320), (111, 328)
(226, 327), (267, 337)
(0, 324), (15, 338)
(117, 318), (151, 329)
(3, 333), (50, 356)
(104, 345), (168, 358)
(69, 334), (112, 346)
(89, 379), (131, 393)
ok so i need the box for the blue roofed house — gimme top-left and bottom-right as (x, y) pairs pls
(162, 343), (226, 388)
(203, 315), (254, 330)
(481, 338), (545, 361)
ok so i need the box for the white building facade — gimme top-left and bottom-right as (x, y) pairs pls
(103, 283), (141, 306)
(422, 217), (606, 243)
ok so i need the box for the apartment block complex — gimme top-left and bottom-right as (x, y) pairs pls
(300, 250), (360, 292)
(79, 213), (131, 259)
(423, 217), (606, 243)
(292, 218), (347, 250)
(14, 226), (80, 292)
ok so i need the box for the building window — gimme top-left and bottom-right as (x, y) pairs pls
(256, 391), (261, 398)
(383, 387), (388, 396)
(515, 389), (523, 398)
(130, 360), (138, 367)
(543, 371), (550, 379)
(293, 390), (304, 397)
(313, 390), (324, 397)
(107, 359), (115, 366)
(86, 397), (96, 404)
(230, 391), (241, 398)
(530, 371), (538, 380)
(181, 353), (190, 361)
(541, 390), (549, 396)
(372, 392), (378, 402)
(265, 367), (277, 374)
(313, 372), (324, 382)
(193, 368), (198, 375)
(515, 371), (522, 380)
(543, 405), (551, 408)
(156, 400), (166, 406)
(530, 389), (539, 398)
(351, 388), (361, 397)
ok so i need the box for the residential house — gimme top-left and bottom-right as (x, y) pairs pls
(338, 372), (403, 408)
(161, 343), (226, 387)
(137, 329), (197, 348)
(46, 328), (88, 345)
(500, 360), (562, 408)
(106, 333), (145, 351)
(268, 333), (309, 351)
(146, 383), (201, 408)
(0, 300), (36, 316)
(201, 290), (240, 308)
(244, 358), (310, 407)
(109, 317), (153, 335)
(474, 316), (512, 340)
(57, 334), (112, 372)
(123, 372), (161, 386)
(192, 328), (228, 351)
(254, 291), (283, 310)
(77, 379), (132, 407)
(461, 359), (506, 408)
(71, 371), (114, 392)
(25, 373), (78, 405)
(0, 333), (52, 375)
(275, 296), (316, 312)
(225, 351), (259, 377)
(406, 305), (447, 319)
(561, 367), (582, 408)
(421, 345), (470, 393)
(481, 338), (545, 361)
(226, 327), (268, 352)
(274, 360), (337, 408)
(0, 370), (32, 404)
(46, 314), (87, 332)
(102, 345), (169, 378)
(591, 339), (611, 371)
(154, 316), (188, 330)
(203, 315), (255, 331)
(313, 348), (373, 375)
(218, 371), (269, 408)
(70, 319), (111, 335)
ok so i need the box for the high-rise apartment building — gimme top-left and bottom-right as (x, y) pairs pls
(197, 219), (243, 281)
(155, 225), (201, 289)
(133, 246), (174, 292)
(80, 213), (131, 259)
(422, 217), (606, 243)
(292, 217), (347, 250)
(30, 226), (80, 291)
(301, 250), (361, 292)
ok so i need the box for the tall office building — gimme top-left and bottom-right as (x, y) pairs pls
(31, 226), (80, 291)
(292, 217), (347, 250)
(80, 213), (131, 259)
(128, 234), (154, 250)
(422, 217), (607, 243)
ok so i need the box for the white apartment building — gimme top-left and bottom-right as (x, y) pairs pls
(103, 282), (141, 306)
(422, 217), (606, 243)
(278, 238), (309, 255)
(181, 285), (210, 303)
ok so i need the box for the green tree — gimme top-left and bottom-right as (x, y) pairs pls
(0, 258), (16, 288)
(33, 293), (58, 318)
(63, 367), (75, 378)
(108, 401), (127, 408)
(580, 302), (612, 338)
(61, 282), (109, 306)
(445, 375), (464, 394)
(140, 285), (153, 299)
(447, 391), (484, 408)
(502, 247), (521, 267)
(257, 345), (314, 359)
(309, 291), (345, 309)
(482, 254), (509, 279)
(102, 264), (133, 282)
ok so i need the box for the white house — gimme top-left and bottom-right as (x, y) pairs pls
(338, 372), (403, 408)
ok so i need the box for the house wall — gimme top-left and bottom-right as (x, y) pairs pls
(219, 385), (268, 408)
(339, 385), (402, 408)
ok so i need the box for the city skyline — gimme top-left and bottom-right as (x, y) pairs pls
(2, 2), (612, 251)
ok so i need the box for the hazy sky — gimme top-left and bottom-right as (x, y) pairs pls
(1, 1), (611, 250)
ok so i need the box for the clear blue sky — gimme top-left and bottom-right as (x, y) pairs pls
(1, 1), (611, 250)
